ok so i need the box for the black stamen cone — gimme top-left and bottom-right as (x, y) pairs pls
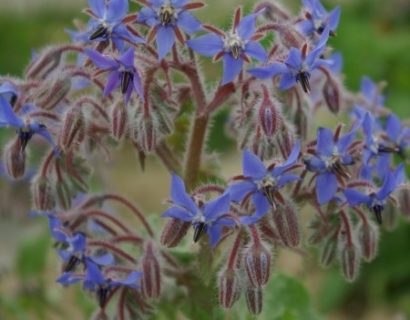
(231, 44), (241, 59)
(193, 222), (207, 242)
(64, 255), (80, 272)
(89, 24), (108, 41)
(18, 130), (33, 152)
(296, 71), (311, 93)
(373, 204), (384, 225)
(121, 71), (133, 94)
(262, 186), (276, 207)
(10, 94), (17, 107)
(97, 286), (110, 308)
(378, 145), (399, 154)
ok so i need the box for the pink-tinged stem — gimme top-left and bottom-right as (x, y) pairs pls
(227, 230), (243, 270)
(249, 224), (262, 247)
(340, 210), (353, 246)
(88, 240), (137, 264)
(117, 288), (127, 320)
(73, 210), (132, 234)
(40, 150), (55, 177)
(111, 235), (144, 245)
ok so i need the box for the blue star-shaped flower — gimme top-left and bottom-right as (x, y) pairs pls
(187, 9), (267, 85)
(0, 96), (56, 152)
(86, 47), (143, 104)
(249, 30), (330, 93)
(385, 113), (410, 157)
(68, 0), (144, 51)
(162, 174), (235, 247)
(344, 164), (405, 224)
(138, 0), (202, 60)
(298, 0), (340, 37)
(228, 141), (301, 224)
(304, 127), (356, 205)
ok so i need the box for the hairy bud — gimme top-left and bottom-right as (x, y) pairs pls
(3, 137), (26, 180)
(357, 220), (379, 262)
(111, 102), (128, 141)
(32, 175), (55, 211)
(276, 25), (305, 49)
(277, 123), (296, 160)
(273, 202), (300, 247)
(255, 2), (290, 22)
(258, 87), (282, 138)
(243, 242), (271, 287)
(59, 107), (84, 152)
(25, 47), (62, 80)
(399, 189), (410, 220)
(134, 111), (158, 153)
(323, 77), (342, 114)
(218, 268), (241, 309)
(36, 76), (71, 110)
(338, 230), (361, 282)
(245, 286), (263, 315)
(320, 235), (337, 267)
(160, 218), (190, 248)
(141, 241), (161, 299)
(55, 179), (72, 210)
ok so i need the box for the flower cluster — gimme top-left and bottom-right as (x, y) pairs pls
(0, 0), (409, 317)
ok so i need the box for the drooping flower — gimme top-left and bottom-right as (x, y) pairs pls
(384, 113), (410, 157)
(187, 8), (267, 85)
(162, 174), (235, 247)
(344, 164), (405, 224)
(298, 0), (340, 37)
(67, 0), (144, 51)
(304, 127), (356, 204)
(0, 82), (19, 106)
(86, 47), (143, 104)
(248, 30), (330, 93)
(138, 0), (203, 60)
(0, 96), (56, 152)
(228, 141), (301, 224)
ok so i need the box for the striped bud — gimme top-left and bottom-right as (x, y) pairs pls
(218, 268), (241, 309)
(273, 202), (300, 247)
(134, 112), (157, 153)
(36, 76), (71, 110)
(111, 103), (128, 140)
(141, 241), (161, 299)
(323, 77), (342, 114)
(55, 179), (72, 210)
(383, 203), (398, 231)
(276, 25), (304, 49)
(59, 107), (84, 152)
(399, 189), (410, 220)
(32, 175), (55, 211)
(243, 243), (271, 287)
(338, 231), (361, 282)
(245, 286), (263, 315)
(25, 47), (62, 80)
(160, 218), (190, 248)
(293, 106), (308, 140)
(357, 220), (379, 262)
(277, 124), (296, 160)
(3, 137), (26, 180)
(258, 86), (282, 137)
(320, 235), (337, 267)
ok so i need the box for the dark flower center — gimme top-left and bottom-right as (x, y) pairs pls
(120, 71), (134, 94)
(64, 255), (81, 272)
(372, 204), (384, 225)
(159, 5), (176, 25)
(296, 71), (311, 93)
(224, 32), (244, 60)
(97, 285), (111, 308)
(89, 23), (109, 41)
(193, 222), (207, 242)
(18, 128), (34, 151)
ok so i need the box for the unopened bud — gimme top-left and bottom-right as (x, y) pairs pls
(357, 220), (379, 262)
(338, 231), (361, 282)
(320, 235), (337, 267)
(273, 202), (300, 247)
(258, 86), (282, 137)
(160, 218), (190, 248)
(399, 189), (410, 221)
(383, 203), (398, 231)
(134, 111), (158, 153)
(245, 286), (263, 315)
(277, 123), (296, 160)
(36, 76), (71, 110)
(323, 77), (341, 114)
(255, 2), (290, 22)
(59, 107), (84, 152)
(56, 179), (72, 210)
(218, 268), (241, 309)
(25, 47), (62, 80)
(32, 175), (55, 211)
(3, 137), (26, 179)
(276, 25), (305, 49)
(243, 242), (271, 287)
(111, 102), (128, 141)
(293, 106), (308, 140)
(141, 241), (161, 299)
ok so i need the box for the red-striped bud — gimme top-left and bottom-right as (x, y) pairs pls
(3, 137), (26, 180)
(245, 286), (263, 315)
(323, 77), (342, 114)
(338, 231), (361, 282)
(36, 76), (71, 110)
(273, 202), (300, 247)
(59, 107), (84, 152)
(258, 85), (282, 138)
(399, 189), (410, 220)
(277, 124), (296, 160)
(134, 112), (157, 153)
(111, 102), (128, 140)
(276, 25), (305, 49)
(357, 220), (379, 262)
(25, 47), (62, 80)
(320, 235), (337, 267)
(243, 242), (271, 287)
(32, 175), (55, 211)
(141, 241), (161, 299)
(160, 218), (190, 248)
(55, 179), (72, 210)
(218, 268), (241, 309)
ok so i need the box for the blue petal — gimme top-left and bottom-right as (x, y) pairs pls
(186, 34), (223, 57)
(285, 48), (302, 70)
(241, 192), (270, 224)
(248, 62), (287, 79)
(85, 49), (118, 69)
(35, 126), (59, 152)
(85, 260), (106, 286)
(148, 0), (164, 7)
(138, 7), (159, 26)
(344, 189), (370, 206)
(328, 6), (341, 31)
(114, 271), (142, 287)
(277, 174), (300, 188)
(88, 0), (105, 18)
(162, 207), (194, 221)
(376, 164), (404, 201)
(279, 71), (296, 90)
(242, 150), (267, 179)
(69, 233), (86, 252)
(337, 130), (355, 154)
(237, 13), (258, 40)
(0, 96), (23, 128)
(297, 19), (315, 36)
(89, 253), (115, 266)
(207, 224), (222, 247)
(317, 127), (334, 157)
(204, 192), (231, 221)
(0, 82), (18, 103)
(222, 54), (243, 85)
(228, 180), (256, 202)
(114, 24), (145, 44)
(304, 156), (326, 172)
(386, 114), (401, 142)
(57, 272), (83, 286)
(245, 41), (267, 62)
(104, 70), (120, 96)
(170, 174), (197, 214)
(361, 76), (376, 102)
(272, 140), (301, 176)
(177, 11), (201, 34)
(118, 47), (135, 68)
(156, 26), (175, 60)
(106, 0), (128, 23)
(316, 172), (337, 204)
(171, 0), (189, 7)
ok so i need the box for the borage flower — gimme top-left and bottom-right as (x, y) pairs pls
(249, 30), (330, 93)
(86, 47), (143, 105)
(385, 113), (410, 157)
(228, 142), (301, 224)
(304, 127), (356, 205)
(344, 164), (405, 224)
(298, 0), (340, 37)
(360, 76), (385, 110)
(0, 96), (56, 152)
(68, 0), (144, 51)
(137, 0), (203, 60)
(162, 174), (235, 247)
(0, 82), (19, 106)
(187, 8), (267, 85)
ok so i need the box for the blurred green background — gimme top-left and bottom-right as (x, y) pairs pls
(0, 0), (410, 319)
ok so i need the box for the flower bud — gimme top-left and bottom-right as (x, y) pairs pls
(276, 25), (305, 49)
(141, 241), (161, 299)
(320, 235), (337, 267)
(399, 189), (410, 221)
(383, 203), (398, 231)
(338, 231), (361, 282)
(134, 111), (158, 153)
(277, 124), (296, 160)
(243, 242), (271, 287)
(59, 107), (84, 152)
(218, 268), (241, 309)
(357, 220), (379, 262)
(245, 286), (263, 315)
(323, 77), (342, 114)
(293, 106), (308, 140)
(56, 179), (72, 210)
(111, 102), (128, 141)
(273, 202), (300, 247)
(160, 218), (190, 248)
(32, 175), (55, 211)
(36, 76), (71, 110)
(258, 86), (282, 138)
(3, 137), (26, 180)
(25, 47), (62, 80)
